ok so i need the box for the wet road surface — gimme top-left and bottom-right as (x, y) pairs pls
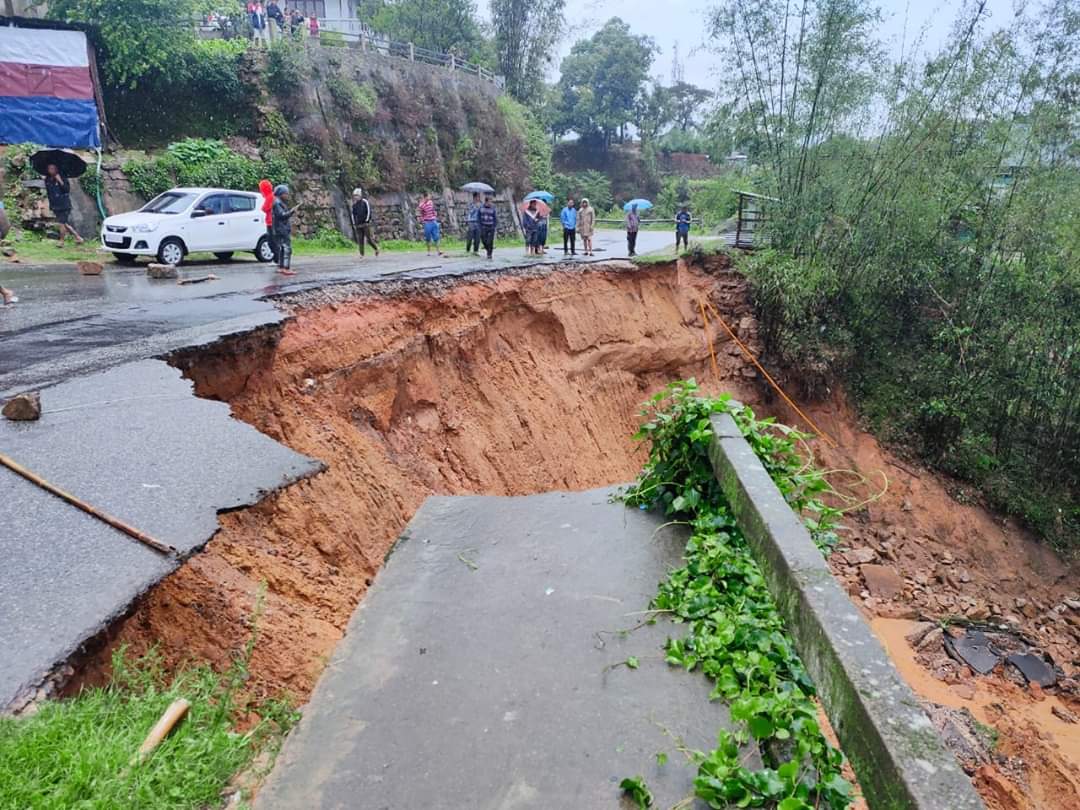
(0, 230), (674, 396)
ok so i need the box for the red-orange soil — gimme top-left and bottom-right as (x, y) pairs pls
(67, 257), (1078, 808)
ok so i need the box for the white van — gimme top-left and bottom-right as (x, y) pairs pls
(100, 187), (277, 266)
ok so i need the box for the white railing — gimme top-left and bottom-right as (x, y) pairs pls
(318, 19), (505, 87)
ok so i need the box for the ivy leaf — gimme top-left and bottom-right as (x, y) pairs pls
(778, 798), (812, 810)
(619, 776), (653, 808)
(626, 656), (640, 670)
(747, 715), (775, 739)
(655, 751), (668, 766)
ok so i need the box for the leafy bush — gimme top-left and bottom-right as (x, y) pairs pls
(326, 75), (377, 120)
(124, 139), (291, 199)
(553, 170), (613, 212)
(267, 39), (309, 96)
(497, 95), (553, 190)
(622, 381), (849, 810)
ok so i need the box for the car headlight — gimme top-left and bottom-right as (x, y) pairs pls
(131, 223), (159, 234)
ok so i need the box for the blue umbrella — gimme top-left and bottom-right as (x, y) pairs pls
(524, 190), (554, 203)
(623, 198), (653, 211)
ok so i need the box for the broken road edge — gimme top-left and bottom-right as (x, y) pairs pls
(707, 412), (986, 810)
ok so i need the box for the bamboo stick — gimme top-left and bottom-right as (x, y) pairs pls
(133, 699), (191, 764)
(0, 451), (176, 556)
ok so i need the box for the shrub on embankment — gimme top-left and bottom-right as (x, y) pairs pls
(711, 0), (1080, 552)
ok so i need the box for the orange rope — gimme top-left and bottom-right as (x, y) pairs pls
(697, 298), (721, 381)
(699, 296), (838, 448)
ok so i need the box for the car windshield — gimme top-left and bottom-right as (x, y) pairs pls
(141, 192), (197, 214)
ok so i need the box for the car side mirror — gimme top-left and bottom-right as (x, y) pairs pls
(191, 208), (209, 218)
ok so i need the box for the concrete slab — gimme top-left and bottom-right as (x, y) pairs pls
(0, 359), (321, 556)
(0, 469), (173, 710)
(0, 359), (322, 710)
(258, 487), (754, 810)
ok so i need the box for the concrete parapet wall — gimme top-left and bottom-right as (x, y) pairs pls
(707, 412), (985, 810)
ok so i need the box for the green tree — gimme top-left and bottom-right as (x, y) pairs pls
(634, 82), (672, 146)
(369, 0), (487, 61)
(667, 81), (712, 130)
(48, 0), (209, 88)
(555, 18), (658, 147)
(491, 0), (566, 103)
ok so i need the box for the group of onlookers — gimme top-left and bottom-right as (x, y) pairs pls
(247, 2), (319, 42)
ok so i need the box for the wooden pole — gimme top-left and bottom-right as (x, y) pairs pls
(133, 699), (191, 764)
(0, 451), (177, 556)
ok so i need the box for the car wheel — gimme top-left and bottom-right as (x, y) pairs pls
(255, 236), (275, 263)
(214, 251), (235, 262)
(112, 252), (138, 264)
(157, 237), (185, 266)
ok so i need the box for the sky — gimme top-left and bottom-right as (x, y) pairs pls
(550, 0), (1019, 89)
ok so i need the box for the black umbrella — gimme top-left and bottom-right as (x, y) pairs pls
(30, 149), (87, 179)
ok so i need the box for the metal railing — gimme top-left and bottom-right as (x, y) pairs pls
(318, 19), (505, 87)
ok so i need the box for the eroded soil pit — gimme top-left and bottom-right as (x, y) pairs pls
(72, 258), (762, 702)
(66, 256), (1079, 809)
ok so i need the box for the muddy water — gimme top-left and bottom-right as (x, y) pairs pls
(871, 618), (1080, 806)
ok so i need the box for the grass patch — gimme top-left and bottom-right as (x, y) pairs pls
(0, 605), (296, 809)
(0, 231), (103, 264)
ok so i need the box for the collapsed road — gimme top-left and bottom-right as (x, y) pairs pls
(0, 230), (676, 711)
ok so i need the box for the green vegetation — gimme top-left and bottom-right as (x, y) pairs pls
(622, 381), (849, 810)
(490, 0), (566, 102)
(497, 96), (554, 190)
(123, 139), (290, 200)
(326, 76), (377, 120)
(359, 0), (494, 67)
(267, 38), (310, 97)
(0, 645), (296, 809)
(293, 229), (524, 256)
(711, 0), (1080, 550)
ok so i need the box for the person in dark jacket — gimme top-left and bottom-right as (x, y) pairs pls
(477, 196), (498, 259)
(271, 184), (299, 275)
(465, 192), (481, 255)
(44, 164), (84, 246)
(521, 200), (540, 255)
(351, 188), (380, 257)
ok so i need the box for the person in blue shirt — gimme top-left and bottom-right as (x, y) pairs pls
(560, 197), (578, 255)
(675, 205), (692, 251)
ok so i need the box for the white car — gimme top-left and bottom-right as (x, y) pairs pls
(100, 187), (276, 266)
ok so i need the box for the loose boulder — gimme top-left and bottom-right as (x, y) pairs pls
(77, 261), (103, 275)
(147, 263), (178, 279)
(3, 391), (42, 421)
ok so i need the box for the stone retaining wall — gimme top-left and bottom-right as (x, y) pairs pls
(708, 411), (986, 810)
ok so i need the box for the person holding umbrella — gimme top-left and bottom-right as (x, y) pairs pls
(44, 163), (84, 247)
(522, 200), (541, 255)
(625, 203), (640, 257)
(465, 191), (481, 256)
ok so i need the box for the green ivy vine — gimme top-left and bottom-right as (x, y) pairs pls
(621, 380), (851, 810)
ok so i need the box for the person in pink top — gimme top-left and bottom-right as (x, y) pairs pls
(308, 14), (319, 37)
(417, 192), (444, 256)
